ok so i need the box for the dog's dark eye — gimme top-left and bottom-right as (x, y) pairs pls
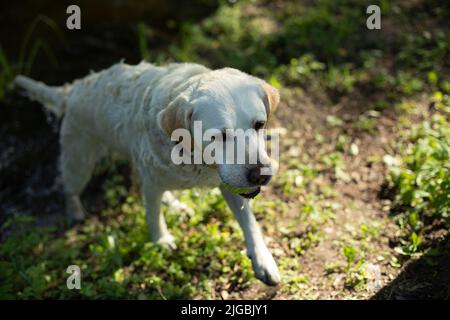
(254, 121), (265, 130)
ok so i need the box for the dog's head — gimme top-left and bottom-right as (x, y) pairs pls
(157, 68), (280, 197)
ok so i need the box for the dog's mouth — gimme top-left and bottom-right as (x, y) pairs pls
(239, 187), (261, 199)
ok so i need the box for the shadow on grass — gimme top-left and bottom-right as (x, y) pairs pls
(371, 234), (450, 300)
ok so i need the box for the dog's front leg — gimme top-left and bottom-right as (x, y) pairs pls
(220, 187), (280, 286)
(142, 179), (176, 250)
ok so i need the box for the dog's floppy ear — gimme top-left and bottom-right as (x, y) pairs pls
(261, 82), (280, 117)
(157, 95), (193, 136)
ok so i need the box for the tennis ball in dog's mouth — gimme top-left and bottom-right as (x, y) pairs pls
(220, 183), (261, 199)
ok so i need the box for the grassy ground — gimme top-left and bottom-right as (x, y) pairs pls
(0, 0), (449, 299)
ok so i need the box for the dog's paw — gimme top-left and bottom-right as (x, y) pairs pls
(155, 234), (177, 251)
(65, 195), (87, 224)
(162, 192), (194, 217)
(249, 248), (280, 286)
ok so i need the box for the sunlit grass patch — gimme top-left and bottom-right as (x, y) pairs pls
(387, 94), (450, 259)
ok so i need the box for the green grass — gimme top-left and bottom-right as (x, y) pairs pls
(388, 93), (450, 257)
(0, 185), (254, 299)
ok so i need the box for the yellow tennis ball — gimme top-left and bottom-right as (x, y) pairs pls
(221, 182), (254, 195)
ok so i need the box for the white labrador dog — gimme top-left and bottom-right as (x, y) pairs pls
(14, 61), (281, 285)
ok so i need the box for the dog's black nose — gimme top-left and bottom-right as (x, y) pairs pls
(247, 166), (272, 185)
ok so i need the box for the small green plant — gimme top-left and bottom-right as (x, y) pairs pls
(321, 152), (351, 183)
(396, 71), (424, 96)
(355, 114), (376, 132)
(325, 64), (357, 94)
(343, 244), (356, 265)
(394, 232), (423, 256)
(325, 243), (368, 290)
(0, 47), (13, 100)
(273, 54), (325, 85)
(342, 244), (366, 289)
(0, 15), (63, 101)
(137, 22), (151, 61)
(326, 115), (344, 127)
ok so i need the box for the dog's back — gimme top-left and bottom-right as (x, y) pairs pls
(15, 61), (209, 152)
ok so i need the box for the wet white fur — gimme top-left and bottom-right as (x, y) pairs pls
(14, 61), (280, 285)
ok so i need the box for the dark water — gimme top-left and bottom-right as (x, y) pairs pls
(0, 0), (217, 228)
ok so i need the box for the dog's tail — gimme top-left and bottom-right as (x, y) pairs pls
(14, 75), (68, 117)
